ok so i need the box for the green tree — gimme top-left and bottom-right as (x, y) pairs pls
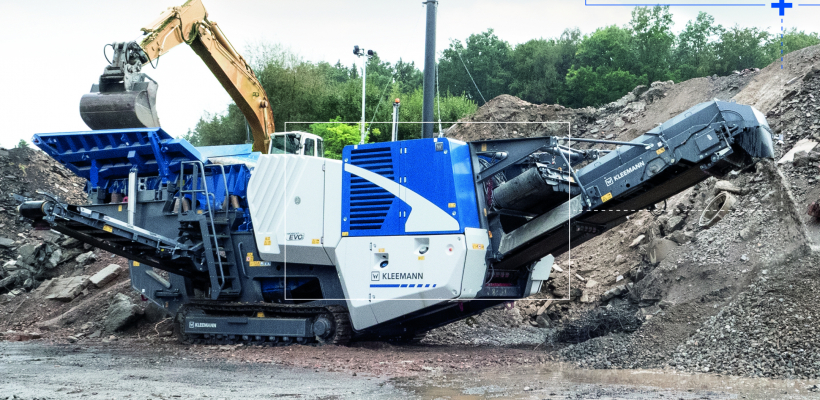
(438, 29), (513, 103)
(308, 117), (375, 159)
(15, 139), (29, 149)
(562, 24), (643, 107)
(393, 59), (424, 94)
(188, 42), (476, 148)
(318, 60), (355, 84)
(711, 26), (772, 75)
(674, 12), (723, 80)
(575, 25), (636, 72)
(563, 66), (645, 108)
(380, 88), (477, 141)
(509, 38), (562, 104)
(764, 28), (820, 63)
(629, 5), (675, 83)
(255, 54), (334, 132)
(183, 104), (247, 147)
(555, 28), (582, 82)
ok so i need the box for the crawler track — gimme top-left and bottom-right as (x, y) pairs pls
(176, 301), (352, 346)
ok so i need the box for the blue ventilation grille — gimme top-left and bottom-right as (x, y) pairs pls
(348, 146), (395, 231)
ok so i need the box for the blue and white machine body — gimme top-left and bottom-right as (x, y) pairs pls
(23, 100), (774, 343)
(247, 138), (495, 330)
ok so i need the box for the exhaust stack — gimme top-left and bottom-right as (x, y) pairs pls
(421, 0), (437, 139)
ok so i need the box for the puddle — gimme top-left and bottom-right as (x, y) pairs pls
(396, 363), (816, 399)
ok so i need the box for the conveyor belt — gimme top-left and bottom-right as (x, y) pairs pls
(495, 163), (708, 270)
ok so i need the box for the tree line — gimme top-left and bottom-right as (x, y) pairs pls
(185, 6), (819, 154)
(184, 42), (477, 151)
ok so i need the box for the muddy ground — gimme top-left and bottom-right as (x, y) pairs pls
(2, 341), (817, 400)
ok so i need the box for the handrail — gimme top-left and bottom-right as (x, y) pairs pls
(178, 160), (226, 292)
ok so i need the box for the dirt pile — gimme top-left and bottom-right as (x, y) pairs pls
(447, 70), (754, 147)
(434, 44), (820, 380)
(0, 147), (89, 296)
(0, 147), (166, 344)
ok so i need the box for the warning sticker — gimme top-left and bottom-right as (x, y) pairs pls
(249, 261), (271, 267)
(472, 243), (485, 250)
(601, 192), (613, 203)
(263, 237), (271, 246)
(102, 225), (113, 233)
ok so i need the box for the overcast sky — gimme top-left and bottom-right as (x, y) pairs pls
(0, 0), (816, 149)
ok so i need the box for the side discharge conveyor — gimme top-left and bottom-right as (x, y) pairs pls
(21, 100), (773, 344)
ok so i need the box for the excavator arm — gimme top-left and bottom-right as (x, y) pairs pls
(79, 0), (273, 154)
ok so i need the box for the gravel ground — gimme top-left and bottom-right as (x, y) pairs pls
(3, 341), (818, 400)
(424, 306), (548, 347)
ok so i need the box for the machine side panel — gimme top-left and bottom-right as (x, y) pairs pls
(458, 227), (489, 299)
(333, 237), (378, 330)
(322, 159), (343, 264)
(340, 139), (479, 237)
(447, 139), (481, 231)
(247, 155), (332, 265)
(341, 143), (404, 236)
(335, 234), (466, 329)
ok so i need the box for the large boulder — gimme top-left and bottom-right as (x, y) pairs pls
(39, 276), (89, 301)
(144, 302), (171, 323)
(601, 284), (629, 301)
(75, 251), (97, 266)
(0, 237), (14, 248)
(16, 243), (41, 265)
(665, 216), (685, 234)
(647, 238), (677, 264)
(104, 293), (142, 332)
(88, 264), (121, 288)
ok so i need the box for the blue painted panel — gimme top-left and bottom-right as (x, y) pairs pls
(340, 138), (480, 237)
(342, 143), (404, 236)
(196, 144), (253, 159)
(448, 139), (481, 231)
(400, 138), (479, 235)
(32, 128), (204, 190)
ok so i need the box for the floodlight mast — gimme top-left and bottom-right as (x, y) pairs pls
(354, 46), (374, 144)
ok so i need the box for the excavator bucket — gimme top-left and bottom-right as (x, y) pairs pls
(79, 41), (160, 130)
(79, 78), (159, 130)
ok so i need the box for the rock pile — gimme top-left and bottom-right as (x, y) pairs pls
(0, 146), (90, 298)
(0, 145), (153, 341)
(668, 253), (820, 379)
(430, 45), (820, 382)
(0, 235), (85, 295)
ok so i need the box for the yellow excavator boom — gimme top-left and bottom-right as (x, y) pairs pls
(80, 0), (272, 154)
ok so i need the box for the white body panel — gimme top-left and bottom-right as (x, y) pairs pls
(322, 160), (343, 264)
(459, 227), (490, 299)
(247, 155), (331, 265)
(528, 255), (553, 296)
(335, 234), (470, 330)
